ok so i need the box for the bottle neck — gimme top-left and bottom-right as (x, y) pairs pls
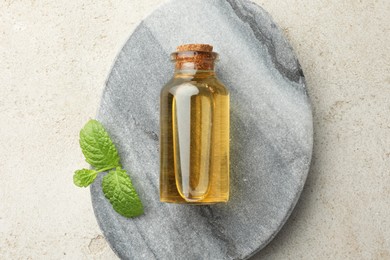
(174, 60), (215, 70)
(173, 61), (216, 78)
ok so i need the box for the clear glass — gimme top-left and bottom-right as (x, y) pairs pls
(160, 58), (230, 204)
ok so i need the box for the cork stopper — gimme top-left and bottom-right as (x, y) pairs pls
(172, 43), (218, 70)
(176, 44), (213, 52)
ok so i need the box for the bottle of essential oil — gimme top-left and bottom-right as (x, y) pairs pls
(160, 44), (230, 204)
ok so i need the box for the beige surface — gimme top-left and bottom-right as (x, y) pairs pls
(0, 0), (389, 259)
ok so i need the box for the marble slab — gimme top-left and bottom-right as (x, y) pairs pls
(90, 0), (313, 259)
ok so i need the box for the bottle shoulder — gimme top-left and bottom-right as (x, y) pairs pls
(210, 78), (229, 95)
(161, 76), (229, 96)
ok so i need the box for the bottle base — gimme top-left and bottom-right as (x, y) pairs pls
(160, 196), (229, 205)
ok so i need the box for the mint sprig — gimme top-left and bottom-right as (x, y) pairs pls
(73, 119), (144, 218)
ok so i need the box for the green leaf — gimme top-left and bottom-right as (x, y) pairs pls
(102, 168), (144, 218)
(79, 119), (120, 170)
(73, 169), (98, 187)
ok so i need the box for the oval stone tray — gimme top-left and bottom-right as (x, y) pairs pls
(90, 0), (313, 259)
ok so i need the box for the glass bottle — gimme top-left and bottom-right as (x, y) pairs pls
(160, 44), (230, 204)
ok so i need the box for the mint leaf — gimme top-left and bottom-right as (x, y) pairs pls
(102, 168), (144, 218)
(73, 169), (98, 187)
(79, 119), (120, 170)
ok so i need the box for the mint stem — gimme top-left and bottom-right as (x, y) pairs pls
(96, 166), (117, 173)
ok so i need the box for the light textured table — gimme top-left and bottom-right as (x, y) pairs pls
(0, 0), (389, 259)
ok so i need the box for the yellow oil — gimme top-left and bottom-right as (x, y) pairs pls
(160, 70), (229, 204)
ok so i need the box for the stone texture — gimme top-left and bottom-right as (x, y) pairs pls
(90, 0), (312, 259)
